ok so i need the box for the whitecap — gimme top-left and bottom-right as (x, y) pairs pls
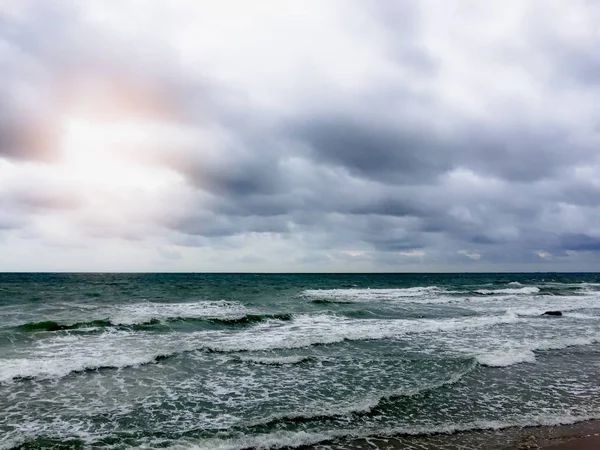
(476, 349), (536, 367)
(110, 301), (249, 325)
(475, 287), (540, 295)
(303, 286), (443, 301)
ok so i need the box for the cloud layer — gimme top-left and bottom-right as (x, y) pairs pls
(1, 0), (600, 271)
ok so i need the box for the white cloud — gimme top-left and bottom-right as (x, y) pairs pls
(399, 250), (426, 258)
(458, 250), (481, 260)
(536, 250), (552, 260)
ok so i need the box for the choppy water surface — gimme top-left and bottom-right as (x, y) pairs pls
(1, 273), (600, 449)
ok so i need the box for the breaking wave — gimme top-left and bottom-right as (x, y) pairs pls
(475, 287), (540, 295)
(234, 355), (320, 366)
(473, 333), (600, 367)
(243, 360), (477, 429)
(12, 313), (293, 333)
(1, 313), (518, 383)
(170, 412), (600, 450)
(303, 286), (444, 302)
(0, 351), (170, 383)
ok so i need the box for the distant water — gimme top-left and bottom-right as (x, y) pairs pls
(2, 273), (600, 449)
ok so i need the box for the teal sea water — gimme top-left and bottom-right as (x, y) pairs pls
(2, 273), (600, 449)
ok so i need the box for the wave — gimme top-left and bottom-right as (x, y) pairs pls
(475, 349), (536, 367)
(234, 355), (320, 366)
(18, 308), (600, 383)
(11, 313), (293, 333)
(472, 333), (600, 367)
(304, 285), (549, 305)
(510, 308), (600, 318)
(15, 319), (115, 332)
(467, 294), (600, 317)
(109, 300), (250, 325)
(303, 287), (443, 301)
(204, 313), (292, 325)
(311, 299), (354, 305)
(180, 411), (600, 450)
(9, 400), (600, 450)
(475, 287), (540, 295)
(1, 313), (518, 383)
(0, 351), (169, 383)
(199, 313), (522, 354)
(234, 359), (477, 433)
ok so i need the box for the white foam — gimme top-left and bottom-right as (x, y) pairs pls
(510, 308), (599, 318)
(165, 412), (600, 450)
(530, 334), (600, 351)
(475, 287), (540, 295)
(175, 364), (477, 450)
(0, 351), (161, 383)
(9, 307), (600, 382)
(462, 333), (600, 368)
(476, 349), (536, 367)
(469, 294), (600, 317)
(0, 330), (186, 383)
(303, 286), (443, 301)
(11, 307), (600, 382)
(253, 360), (476, 427)
(202, 312), (521, 353)
(0, 313), (518, 382)
(110, 301), (249, 325)
(169, 430), (335, 450)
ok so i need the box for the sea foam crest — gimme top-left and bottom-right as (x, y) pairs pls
(204, 312), (522, 354)
(0, 349), (163, 383)
(303, 287), (443, 302)
(246, 359), (477, 429)
(110, 300), (249, 325)
(168, 412), (600, 450)
(475, 287), (540, 295)
(471, 333), (600, 368)
(475, 349), (537, 367)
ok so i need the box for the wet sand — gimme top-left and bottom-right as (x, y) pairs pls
(543, 435), (600, 449)
(304, 420), (600, 449)
(517, 420), (600, 449)
(534, 420), (600, 449)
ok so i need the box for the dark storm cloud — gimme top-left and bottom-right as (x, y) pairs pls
(294, 116), (451, 184)
(173, 211), (291, 238)
(2, 0), (600, 269)
(463, 126), (571, 181)
(559, 234), (600, 252)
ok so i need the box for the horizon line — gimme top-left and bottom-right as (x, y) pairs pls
(1, 271), (598, 275)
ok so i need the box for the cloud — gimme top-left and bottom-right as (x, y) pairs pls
(458, 250), (482, 261)
(1, 0), (600, 271)
(535, 250), (552, 260)
(400, 250), (426, 258)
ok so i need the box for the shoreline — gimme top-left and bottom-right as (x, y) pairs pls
(518, 420), (600, 449)
(305, 420), (600, 449)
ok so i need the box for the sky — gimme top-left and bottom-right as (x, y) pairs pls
(1, 0), (600, 272)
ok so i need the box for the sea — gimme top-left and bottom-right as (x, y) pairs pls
(2, 272), (600, 449)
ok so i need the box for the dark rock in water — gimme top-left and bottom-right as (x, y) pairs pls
(542, 311), (562, 316)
